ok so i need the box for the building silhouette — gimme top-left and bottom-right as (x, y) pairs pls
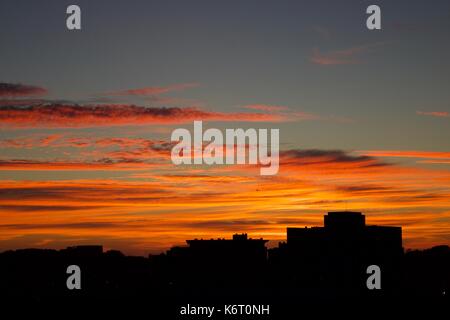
(186, 233), (268, 264)
(287, 211), (402, 261)
(166, 233), (268, 290)
(61, 245), (104, 257)
(270, 211), (403, 294)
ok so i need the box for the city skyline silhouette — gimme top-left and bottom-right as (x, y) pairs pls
(1, 212), (448, 301)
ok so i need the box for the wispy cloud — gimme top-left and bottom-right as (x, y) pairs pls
(0, 159), (167, 171)
(108, 83), (200, 96)
(241, 104), (321, 121)
(0, 83), (47, 97)
(0, 99), (48, 106)
(242, 104), (290, 112)
(311, 42), (385, 65)
(418, 160), (450, 164)
(359, 150), (450, 160)
(358, 150), (450, 167)
(417, 111), (449, 118)
(279, 149), (389, 174)
(144, 96), (205, 107)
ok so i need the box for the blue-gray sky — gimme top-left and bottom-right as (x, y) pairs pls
(1, 0), (449, 149)
(1, 1), (450, 253)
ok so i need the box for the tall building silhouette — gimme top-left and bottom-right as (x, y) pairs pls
(277, 212), (403, 294)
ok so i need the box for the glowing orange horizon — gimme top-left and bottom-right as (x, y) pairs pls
(1, 146), (449, 255)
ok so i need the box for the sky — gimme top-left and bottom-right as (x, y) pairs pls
(0, 0), (450, 255)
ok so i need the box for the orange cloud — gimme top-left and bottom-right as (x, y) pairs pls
(0, 148), (449, 254)
(418, 160), (450, 164)
(359, 150), (450, 160)
(0, 134), (64, 148)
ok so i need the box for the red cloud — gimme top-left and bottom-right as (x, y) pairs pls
(0, 104), (285, 128)
(39, 134), (62, 146)
(243, 104), (289, 112)
(109, 83), (199, 96)
(417, 111), (449, 118)
(242, 104), (320, 121)
(0, 83), (47, 97)
(0, 159), (165, 171)
(280, 149), (388, 172)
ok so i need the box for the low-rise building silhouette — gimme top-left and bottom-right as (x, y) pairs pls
(61, 245), (104, 258)
(165, 233), (268, 289)
(186, 233), (268, 264)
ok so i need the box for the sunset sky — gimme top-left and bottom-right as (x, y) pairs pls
(1, 0), (450, 255)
